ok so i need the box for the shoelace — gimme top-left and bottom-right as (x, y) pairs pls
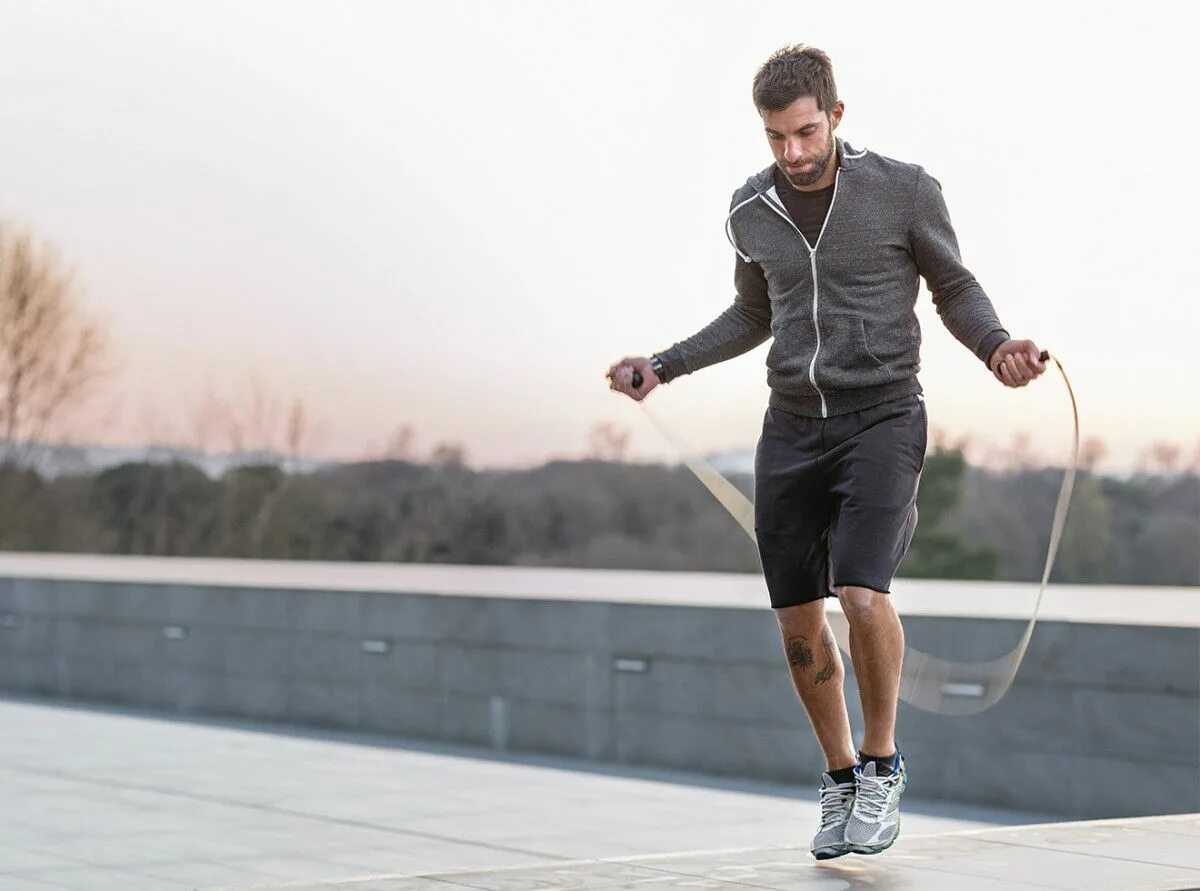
(853, 772), (901, 823)
(819, 783), (856, 828)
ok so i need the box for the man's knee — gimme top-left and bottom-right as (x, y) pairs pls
(774, 600), (839, 680)
(774, 599), (826, 635)
(836, 585), (890, 623)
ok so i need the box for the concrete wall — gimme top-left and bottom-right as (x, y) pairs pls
(1, 571), (1196, 819)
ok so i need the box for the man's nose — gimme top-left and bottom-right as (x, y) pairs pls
(784, 140), (803, 162)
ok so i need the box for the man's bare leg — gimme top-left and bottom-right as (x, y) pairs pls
(774, 599), (857, 771)
(836, 585), (904, 756)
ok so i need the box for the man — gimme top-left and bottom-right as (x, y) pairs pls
(605, 45), (1045, 858)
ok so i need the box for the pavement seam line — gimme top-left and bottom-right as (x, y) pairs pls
(3, 761), (572, 865)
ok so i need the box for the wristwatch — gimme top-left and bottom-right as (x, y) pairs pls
(649, 354), (666, 381)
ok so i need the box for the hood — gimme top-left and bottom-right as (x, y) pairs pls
(744, 136), (869, 194)
(724, 137), (868, 260)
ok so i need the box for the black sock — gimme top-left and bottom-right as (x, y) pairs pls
(858, 750), (899, 775)
(827, 766), (856, 785)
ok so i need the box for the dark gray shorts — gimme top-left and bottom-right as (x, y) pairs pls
(753, 393), (928, 609)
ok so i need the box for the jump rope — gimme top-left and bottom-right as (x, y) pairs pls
(627, 350), (1078, 715)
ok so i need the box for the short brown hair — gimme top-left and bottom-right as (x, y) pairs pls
(752, 45), (838, 114)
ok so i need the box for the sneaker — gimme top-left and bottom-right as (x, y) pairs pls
(845, 753), (907, 855)
(810, 772), (856, 860)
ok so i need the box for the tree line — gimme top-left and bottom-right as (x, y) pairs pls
(1, 220), (1196, 586)
(0, 449), (1195, 586)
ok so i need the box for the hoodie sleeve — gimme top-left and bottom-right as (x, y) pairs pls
(653, 204), (772, 384)
(910, 168), (1010, 366)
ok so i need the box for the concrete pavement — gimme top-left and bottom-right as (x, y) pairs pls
(0, 695), (1055, 890)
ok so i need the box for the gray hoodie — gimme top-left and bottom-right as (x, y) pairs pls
(654, 136), (1009, 418)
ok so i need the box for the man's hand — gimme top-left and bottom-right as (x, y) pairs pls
(987, 339), (1046, 388)
(605, 356), (660, 402)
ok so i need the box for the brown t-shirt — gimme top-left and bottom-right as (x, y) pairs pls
(772, 165), (835, 247)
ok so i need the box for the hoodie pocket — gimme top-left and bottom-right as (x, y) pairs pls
(765, 320), (816, 396)
(817, 313), (891, 389)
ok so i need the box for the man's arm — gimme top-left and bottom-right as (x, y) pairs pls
(909, 168), (1010, 367)
(653, 252), (772, 384)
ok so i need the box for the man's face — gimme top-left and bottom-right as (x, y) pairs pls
(761, 96), (844, 188)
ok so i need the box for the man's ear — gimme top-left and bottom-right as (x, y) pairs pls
(829, 100), (845, 130)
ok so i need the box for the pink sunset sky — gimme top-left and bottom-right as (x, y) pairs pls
(2, 1), (1196, 473)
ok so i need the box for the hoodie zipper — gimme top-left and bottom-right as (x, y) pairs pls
(757, 168), (842, 418)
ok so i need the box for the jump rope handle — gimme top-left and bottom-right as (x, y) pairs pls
(631, 350), (1049, 391)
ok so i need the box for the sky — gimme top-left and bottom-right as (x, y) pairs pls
(1, 0), (1197, 473)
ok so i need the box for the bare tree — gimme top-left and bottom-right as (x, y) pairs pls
(380, 423), (415, 461)
(245, 395), (312, 554)
(183, 384), (229, 457)
(430, 441), (467, 469)
(0, 225), (110, 467)
(928, 426), (973, 461)
(177, 374), (321, 470)
(1006, 431), (1039, 471)
(1143, 440), (1183, 476)
(133, 376), (322, 556)
(588, 422), (631, 462)
(929, 425), (950, 452)
(1080, 436), (1108, 472)
(224, 375), (285, 463)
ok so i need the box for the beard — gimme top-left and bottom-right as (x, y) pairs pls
(781, 132), (836, 187)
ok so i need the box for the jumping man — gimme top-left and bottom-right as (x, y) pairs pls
(604, 45), (1045, 858)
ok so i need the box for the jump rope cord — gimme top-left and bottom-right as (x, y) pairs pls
(631, 352), (1079, 715)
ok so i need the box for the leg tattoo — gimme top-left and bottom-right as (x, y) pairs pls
(814, 625), (837, 685)
(785, 635), (814, 670)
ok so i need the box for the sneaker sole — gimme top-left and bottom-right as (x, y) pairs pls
(847, 835), (897, 856)
(811, 845), (851, 860)
(847, 815), (901, 856)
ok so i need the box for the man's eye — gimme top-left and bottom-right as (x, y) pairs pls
(768, 133), (783, 141)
